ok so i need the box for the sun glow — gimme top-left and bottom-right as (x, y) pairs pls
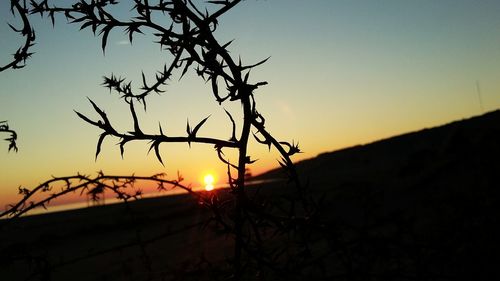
(204, 174), (215, 191)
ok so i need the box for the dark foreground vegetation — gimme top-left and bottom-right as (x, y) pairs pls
(1, 1), (310, 279)
(2, 110), (499, 280)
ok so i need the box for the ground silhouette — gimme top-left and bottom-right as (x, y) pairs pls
(257, 109), (500, 280)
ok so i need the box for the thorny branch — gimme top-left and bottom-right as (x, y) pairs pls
(1, 0), (321, 279)
(0, 172), (192, 219)
(0, 121), (18, 152)
(0, 0), (36, 72)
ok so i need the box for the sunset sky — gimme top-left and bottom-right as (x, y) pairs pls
(1, 0), (500, 208)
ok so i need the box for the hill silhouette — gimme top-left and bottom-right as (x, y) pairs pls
(256, 109), (500, 280)
(257, 109), (500, 190)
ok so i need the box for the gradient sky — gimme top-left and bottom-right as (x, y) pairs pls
(1, 0), (500, 208)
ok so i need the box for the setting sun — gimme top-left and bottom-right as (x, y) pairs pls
(204, 174), (215, 191)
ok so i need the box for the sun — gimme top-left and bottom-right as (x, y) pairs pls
(204, 174), (215, 191)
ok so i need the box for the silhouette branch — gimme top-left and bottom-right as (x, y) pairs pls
(0, 172), (195, 219)
(0, 1), (321, 279)
(0, 0), (35, 72)
(0, 121), (18, 152)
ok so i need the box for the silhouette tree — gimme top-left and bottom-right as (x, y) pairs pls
(1, 1), (324, 280)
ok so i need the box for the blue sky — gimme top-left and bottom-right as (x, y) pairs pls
(1, 0), (500, 205)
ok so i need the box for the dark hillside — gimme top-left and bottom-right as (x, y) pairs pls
(257, 110), (500, 189)
(256, 110), (500, 280)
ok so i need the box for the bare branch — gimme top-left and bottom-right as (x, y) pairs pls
(0, 172), (200, 219)
(0, 0), (36, 72)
